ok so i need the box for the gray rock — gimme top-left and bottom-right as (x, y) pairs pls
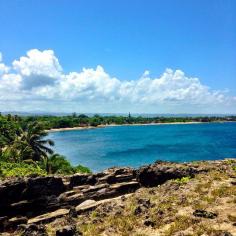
(56, 225), (76, 236)
(136, 161), (197, 187)
(193, 209), (218, 219)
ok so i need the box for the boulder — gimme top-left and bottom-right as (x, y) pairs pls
(69, 174), (97, 188)
(22, 176), (65, 199)
(56, 225), (77, 236)
(0, 179), (26, 211)
(0, 176), (65, 218)
(136, 161), (197, 187)
(143, 219), (155, 227)
(193, 209), (218, 219)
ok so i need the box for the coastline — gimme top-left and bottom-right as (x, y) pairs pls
(47, 121), (234, 132)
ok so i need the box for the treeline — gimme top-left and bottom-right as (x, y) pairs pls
(2, 113), (236, 130)
(0, 114), (91, 178)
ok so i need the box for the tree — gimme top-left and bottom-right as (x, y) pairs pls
(20, 121), (54, 162)
(42, 153), (72, 174)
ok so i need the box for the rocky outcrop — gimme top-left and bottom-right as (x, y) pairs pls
(0, 161), (207, 233)
(0, 176), (65, 219)
(136, 160), (202, 187)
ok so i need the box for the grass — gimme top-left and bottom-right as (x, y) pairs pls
(164, 215), (193, 236)
(42, 160), (236, 236)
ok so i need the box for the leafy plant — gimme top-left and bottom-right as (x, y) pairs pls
(0, 161), (46, 178)
(174, 176), (191, 184)
(41, 153), (91, 174)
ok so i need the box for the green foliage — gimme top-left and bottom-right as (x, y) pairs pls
(41, 154), (91, 175)
(74, 164), (91, 174)
(174, 176), (191, 184)
(14, 114), (236, 130)
(0, 161), (46, 178)
(0, 116), (91, 177)
(21, 121), (54, 161)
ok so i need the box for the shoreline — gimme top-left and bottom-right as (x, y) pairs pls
(47, 121), (235, 132)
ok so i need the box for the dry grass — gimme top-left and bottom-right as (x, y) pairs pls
(43, 160), (236, 236)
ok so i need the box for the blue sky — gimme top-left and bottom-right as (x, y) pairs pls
(0, 0), (235, 113)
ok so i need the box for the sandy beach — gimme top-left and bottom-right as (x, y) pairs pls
(46, 121), (215, 132)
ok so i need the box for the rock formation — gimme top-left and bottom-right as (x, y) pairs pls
(0, 161), (208, 233)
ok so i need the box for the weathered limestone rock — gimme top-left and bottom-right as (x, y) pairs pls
(0, 179), (26, 208)
(59, 192), (84, 206)
(136, 161), (198, 187)
(22, 176), (65, 199)
(28, 208), (69, 224)
(69, 174), (97, 187)
(75, 199), (98, 213)
(76, 194), (132, 214)
(81, 183), (109, 193)
(99, 167), (136, 184)
(110, 181), (140, 194)
(0, 160), (211, 234)
(0, 176), (65, 218)
(86, 181), (140, 201)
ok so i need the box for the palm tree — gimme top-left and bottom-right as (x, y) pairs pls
(21, 121), (54, 162)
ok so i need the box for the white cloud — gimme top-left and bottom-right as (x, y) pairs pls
(0, 52), (10, 75)
(12, 49), (62, 89)
(0, 49), (235, 113)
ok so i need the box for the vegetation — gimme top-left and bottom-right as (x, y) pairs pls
(1, 113), (235, 130)
(0, 114), (91, 178)
(41, 153), (91, 175)
(173, 176), (191, 184)
(71, 160), (236, 236)
(0, 161), (46, 178)
(0, 112), (235, 178)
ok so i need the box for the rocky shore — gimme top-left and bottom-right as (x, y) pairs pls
(0, 159), (235, 236)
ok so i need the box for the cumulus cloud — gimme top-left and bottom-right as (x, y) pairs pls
(0, 49), (235, 113)
(12, 49), (62, 89)
(0, 52), (10, 75)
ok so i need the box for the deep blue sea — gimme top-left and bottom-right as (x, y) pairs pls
(48, 123), (236, 172)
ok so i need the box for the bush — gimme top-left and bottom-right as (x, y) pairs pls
(174, 176), (191, 184)
(0, 161), (46, 178)
(73, 164), (91, 174)
(44, 154), (91, 175)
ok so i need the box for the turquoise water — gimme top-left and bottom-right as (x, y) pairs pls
(48, 123), (236, 172)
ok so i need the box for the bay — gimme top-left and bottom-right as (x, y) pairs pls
(48, 122), (236, 172)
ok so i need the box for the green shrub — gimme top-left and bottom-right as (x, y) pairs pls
(174, 176), (191, 184)
(0, 161), (46, 178)
(43, 154), (91, 175)
(73, 164), (91, 174)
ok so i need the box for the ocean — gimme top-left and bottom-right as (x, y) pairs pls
(48, 122), (236, 172)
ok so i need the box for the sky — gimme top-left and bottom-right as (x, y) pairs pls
(0, 0), (235, 114)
